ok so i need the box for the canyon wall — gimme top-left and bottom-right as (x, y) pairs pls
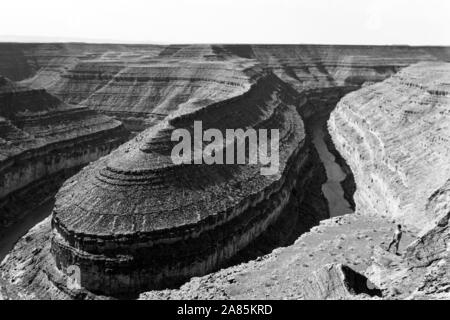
(0, 76), (129, 233)
(49, 62), (313, 297)
(0, 43), (163, 82)
(1, 45), (450, 299)
(217, 45), (450, 90)
(139, 62), (450, 300)
(330, 63), (450, 299)
(2, 44), (449, 132)
(24, 45), (257, 131)
(329, 62), (450, 228)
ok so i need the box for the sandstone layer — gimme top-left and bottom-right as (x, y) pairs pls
(1, 45), (450, 300)
(49, 63), (312, 297)
(329, 62), (450, 228)
(22, 45), (252, 131)
(140, 62), (450, 300)
(51, 58), (254, 131)
(216, 45), (450, 91)
(0, 76), (129, 235)
(4, 44), (449, 132)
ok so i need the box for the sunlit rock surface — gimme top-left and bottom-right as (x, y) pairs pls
(329, 62), (450, 227)
(22, 45), (251, 131)
(140, 62), (450, 300)
(1, 44), (450, 299)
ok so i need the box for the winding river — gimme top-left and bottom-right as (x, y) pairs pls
(310, 116), (353, 217)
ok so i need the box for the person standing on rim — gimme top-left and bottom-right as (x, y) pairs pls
(387, 224), (403, 255)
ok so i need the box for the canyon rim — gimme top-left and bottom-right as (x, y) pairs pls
(0, 0), (449, 307)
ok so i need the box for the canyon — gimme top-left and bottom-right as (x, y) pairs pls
(0, 75), (129, 241)
(0, 44), (449, 299)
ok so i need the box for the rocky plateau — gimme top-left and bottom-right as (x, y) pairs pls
(0, 44), (449, 300)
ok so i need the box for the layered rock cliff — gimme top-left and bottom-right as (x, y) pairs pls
(4, 44), (449, 132)
(139, 62), (450, 300)
(0, 43), (163, 82)
(24, 46), (254, 131)
(216, 45), (450, 90)
(47, 62), (317, 297)
(50, 59), (254, 131)
(329, 62), (450, 228)
(1, 45), (449, 300)
(0, 76), (129, 235)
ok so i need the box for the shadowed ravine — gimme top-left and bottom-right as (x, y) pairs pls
(0, 199), (54, 262)
(226, 99), (355, 269)
(310, 115), (353, 217)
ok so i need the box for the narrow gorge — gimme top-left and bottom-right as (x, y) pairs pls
(0, 44), (449, 300)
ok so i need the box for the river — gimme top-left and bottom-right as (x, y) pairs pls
(310, 116), (353, 217)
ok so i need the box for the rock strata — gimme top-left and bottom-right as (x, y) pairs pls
(218, 45), (450, 91)
(23, 45), (254, 131)
(140, 62), (450, 300)
(6, 44), (449, 132)
(0, 76), (128, 234)
(1, 46), (450, 300)
(49, 67), (309, 297)
(329, 62), (450, 227)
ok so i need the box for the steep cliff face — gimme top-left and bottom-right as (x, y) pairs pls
(139, 62), (450, 300)
(217, 45), (450, 91)
(329, 62), (450, 228)
(329, 63), (450, 299)
(0, 71), (331, 299)
(4, 44), (449, 133)
(24, 46), (253, 131)
(1, 45), (450, 300)
(299, 87), (357, 216)
(0, 76), (129, 233)
(50, 59), (254, 131)
(48, 64), (315, 297)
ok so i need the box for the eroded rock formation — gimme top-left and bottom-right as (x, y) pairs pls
(49, 64), (311, 296)
(19, 45), (249, 131)
(0, 76), (128, 234)
(1, 45), (450, 300)
(329, 62), (450, 228)
(4, 44), (448, 132)
(216, 45), (450, 90)
(139, 62), (450, 300)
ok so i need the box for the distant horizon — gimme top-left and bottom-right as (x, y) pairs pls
(1, 35), (449, 48)
(1, 0), (449, 46)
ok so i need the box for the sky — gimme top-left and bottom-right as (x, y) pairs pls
(0, 0), (449, 45)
